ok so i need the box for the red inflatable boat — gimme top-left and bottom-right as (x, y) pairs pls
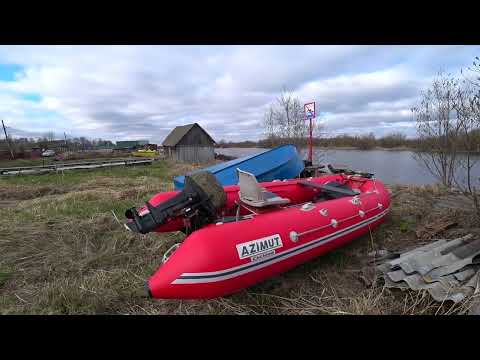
(125, 170), (390, 299)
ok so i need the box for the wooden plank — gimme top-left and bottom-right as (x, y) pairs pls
(1, 158), (153, 175)
(173, 145), (214, 163)
(0, 157), (153, 172)
(0, 164), (57, 171)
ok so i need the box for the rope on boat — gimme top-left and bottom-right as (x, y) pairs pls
(294, 203), (384, 239)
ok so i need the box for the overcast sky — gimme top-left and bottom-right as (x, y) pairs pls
(0, 45), (479, 143)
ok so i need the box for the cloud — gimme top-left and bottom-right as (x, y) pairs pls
(0, 45), (478, 142)
(4, 127), (45, 139)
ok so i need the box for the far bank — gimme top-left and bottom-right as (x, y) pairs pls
(215, 146), (480, 186)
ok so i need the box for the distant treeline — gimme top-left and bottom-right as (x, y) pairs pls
(0, 137), (116, 159)
(217, 131), (480, 151)
(217, 132), (416, 150)
(1, 137), (115, 149)
(316, 133), (418, 150)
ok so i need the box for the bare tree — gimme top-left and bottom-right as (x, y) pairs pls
(79, 137), (87, 151)
(44, 131), (55, 142)
(356, 132), (376, 150)
(412, 73), (463, 187)
(461, 56), (480, 88)
(379, 132), (407, 148)
(451, 84), (480, 214)
(263, 105), (277, 147)
(450, 57), (480, 218)
(263, 88), (324, 148)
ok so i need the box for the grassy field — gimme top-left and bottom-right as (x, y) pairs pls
(0, 159), (478, 314)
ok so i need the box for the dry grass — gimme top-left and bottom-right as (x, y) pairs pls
(0, 160), (478, 314)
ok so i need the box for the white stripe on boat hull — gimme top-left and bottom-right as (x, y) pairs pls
(171, 208), (389, 285)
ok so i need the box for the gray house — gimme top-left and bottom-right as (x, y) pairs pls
(162, 123), (215, 163)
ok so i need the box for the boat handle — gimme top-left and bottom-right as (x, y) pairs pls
(162, 243), (181, 264)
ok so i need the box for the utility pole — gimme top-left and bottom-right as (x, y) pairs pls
(1, 119), (15, 160)
(64, 132), (68, 150)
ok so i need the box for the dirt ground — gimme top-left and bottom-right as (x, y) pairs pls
(0, 159), (479, 314)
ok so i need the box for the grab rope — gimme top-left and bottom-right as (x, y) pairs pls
(293, 202), (383, 239)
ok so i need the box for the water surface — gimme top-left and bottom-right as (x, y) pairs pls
(215, 147), (480, 186)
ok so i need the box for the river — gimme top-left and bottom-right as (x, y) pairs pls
(215, 147), (480, 186)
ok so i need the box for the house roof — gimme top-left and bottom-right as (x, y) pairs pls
(162, 123), (215, 146)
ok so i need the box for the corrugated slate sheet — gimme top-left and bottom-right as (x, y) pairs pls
(376, 234), (480, 306)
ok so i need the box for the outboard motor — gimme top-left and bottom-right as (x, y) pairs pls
(125, 171), (226, 234)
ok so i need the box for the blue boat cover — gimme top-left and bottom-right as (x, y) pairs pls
(173, 144), (305, 189)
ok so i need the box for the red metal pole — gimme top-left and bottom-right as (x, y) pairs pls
(308, 118), (313, 163)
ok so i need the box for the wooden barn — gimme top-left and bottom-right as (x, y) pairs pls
(162, 123), (215, 163)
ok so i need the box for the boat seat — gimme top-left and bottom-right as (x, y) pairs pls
(237, 169), (290, 208)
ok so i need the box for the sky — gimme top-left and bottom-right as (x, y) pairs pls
(0, 45), (479, 143)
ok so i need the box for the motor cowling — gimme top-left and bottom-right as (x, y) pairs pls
(125, 171), (226, 234)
